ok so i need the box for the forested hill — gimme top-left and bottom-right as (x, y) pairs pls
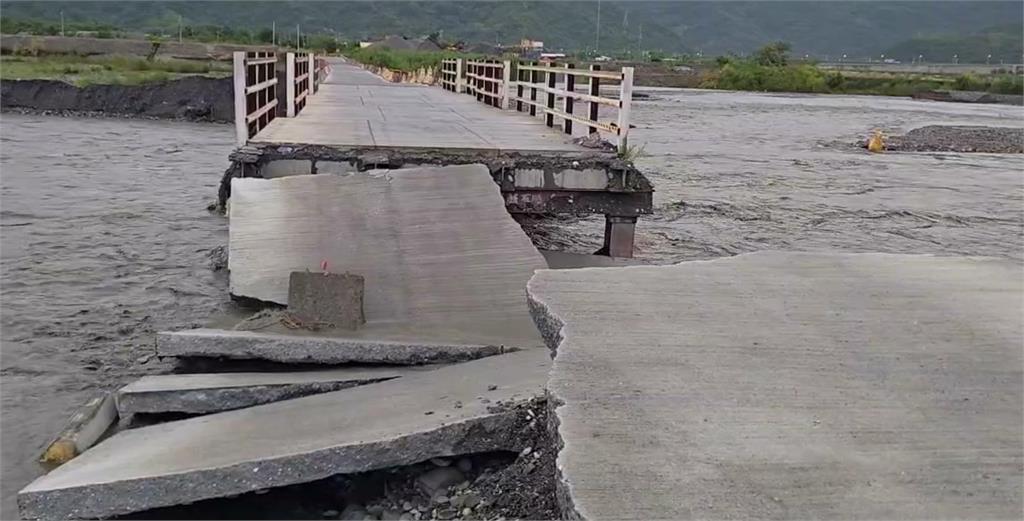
(3, 1), (1021, 59)
(883, 24), (1024, 64)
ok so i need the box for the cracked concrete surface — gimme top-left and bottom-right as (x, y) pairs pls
(527, 252), (1023, 520)
(227, 164), (547, 352)
(19, 349), (551, 520)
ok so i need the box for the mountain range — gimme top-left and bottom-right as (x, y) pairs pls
(3, 1), (1022, 60)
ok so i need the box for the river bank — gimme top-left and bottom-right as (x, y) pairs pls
(0, 76), (233, 122)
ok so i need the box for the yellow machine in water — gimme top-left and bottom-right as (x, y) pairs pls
(867, 130), (885, 153)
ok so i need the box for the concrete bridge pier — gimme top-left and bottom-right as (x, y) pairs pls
(600, 215), (638, 258)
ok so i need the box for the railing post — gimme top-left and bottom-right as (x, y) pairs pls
(310, 53), (317, 94)
(529, 62), (538, 117)
(501, 60), (511, 109)
(515, 61), (524, 112)
(545, 62), (556, 127)
(233, 51), (248, 146)
(285, 52), (296, 117)
(617, 66), (634, 153)
(587, 64), (601, 135)
(563, 63), (575, 134)
(456, 58), (465, 93)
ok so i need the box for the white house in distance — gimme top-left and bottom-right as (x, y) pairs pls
(520, 38), (544, 51)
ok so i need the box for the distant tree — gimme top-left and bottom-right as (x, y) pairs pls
(754, 41), (791, 67)
(256, 28), (273, 43)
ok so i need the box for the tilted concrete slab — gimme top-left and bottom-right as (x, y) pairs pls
(527, 252), (1023, 520)
(157, 329), (509, 365)
(18, 349), (551, 520)
(116, 367), (415, 416)
(228, 164), (546, 352)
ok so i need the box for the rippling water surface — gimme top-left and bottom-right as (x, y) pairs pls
(2, 91), (1022, 518)
(1, 115), (234, 518)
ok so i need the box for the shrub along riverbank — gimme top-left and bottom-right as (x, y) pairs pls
(699, 41), (1023, 97)
(343, 47), (464, 73)
(0, 54), (231, 86)
(702, 59), (1023, 96)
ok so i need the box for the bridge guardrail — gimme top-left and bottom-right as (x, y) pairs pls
(287, 52), (311, 117)
(439, 58), (634, 153)
(233, 51), (279, 146)
(465, 59), (508, 108)
(440, 58), (462, 92)
(313, 57), (330, 92)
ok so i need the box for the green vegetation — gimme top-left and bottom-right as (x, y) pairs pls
(883, 24), (1023, 64)
(1, 15), (348, 51)
(1, 1), (1020, 59)
(702, 42), (1023, 97)
(343, 47), (463, 73)
(0, 55), (231, 86)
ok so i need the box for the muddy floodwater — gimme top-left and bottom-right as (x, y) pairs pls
(2, 91), (1022, 518)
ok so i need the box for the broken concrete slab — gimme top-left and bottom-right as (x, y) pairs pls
(39, 393), (117, 468)
(528, 252), (1023, 520)
(157, 328), (509, 365)
(115, 367), (411, 416)
(288, 271), (365, 330)
(19, 349), (550, 520)
(227, 165), (546, 351)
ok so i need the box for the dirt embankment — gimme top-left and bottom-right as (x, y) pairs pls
(0, 76), (233, 122)
(0, 34), (273, 61)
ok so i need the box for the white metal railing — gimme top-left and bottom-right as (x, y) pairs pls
(313, 56), (330, 92)
(511, 62), (633, 152)
(437, 58), (634, 153)
(464, 59), (509, 108)
(287, 52), (312, 117)
(233, 51), (279, 146)
(440, 58), (463, 93)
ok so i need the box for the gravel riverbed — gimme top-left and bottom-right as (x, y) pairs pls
(879, 125), (1024, 153)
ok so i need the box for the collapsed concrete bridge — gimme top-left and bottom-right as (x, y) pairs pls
(220, 55), (652, 258)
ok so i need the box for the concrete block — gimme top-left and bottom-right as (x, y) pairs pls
(528, 252), (1023, 520)
(288, 271), (365, 330)
(513, 169), (609, 190)
(116, 368), (410, 416)
(228, 165), (546, 351)
(18, 350), (551, 520)
(259, 159), (312, 178)
(157, 329), (507, 365)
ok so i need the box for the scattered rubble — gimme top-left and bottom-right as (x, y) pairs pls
(19, 350), (550, 519)
(109, 398), (556, 521)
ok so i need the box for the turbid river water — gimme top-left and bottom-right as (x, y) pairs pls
(1, 91), (1022, 518)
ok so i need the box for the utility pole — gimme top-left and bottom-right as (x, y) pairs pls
(595, 0), (601, 53)
(178, 15), (182, 43)
(296, 24), (300, 50)
(60, 11), (64, 37)
(272, 21), (276, 46)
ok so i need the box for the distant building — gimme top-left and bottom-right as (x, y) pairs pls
(594, 55), (613, 62)
(520, 39), (544, 51)
(359, 41), (374, 48)
(539, 52), (566, 63)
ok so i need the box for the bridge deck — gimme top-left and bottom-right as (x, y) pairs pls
(253, 60), (588, 153)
